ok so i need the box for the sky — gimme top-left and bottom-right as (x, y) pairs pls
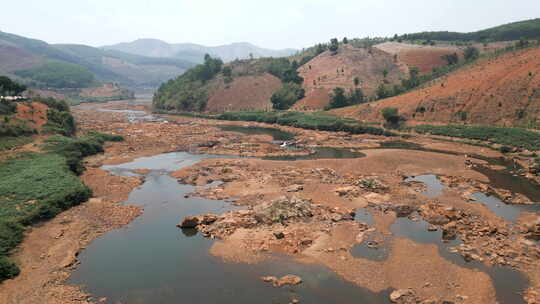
(1, 0), (539, 50)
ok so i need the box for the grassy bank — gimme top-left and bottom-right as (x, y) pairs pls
(0, 132), (123, 281)
(410, 125), (540, 151)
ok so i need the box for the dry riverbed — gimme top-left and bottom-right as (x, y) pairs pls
(2, 99), (540, 304)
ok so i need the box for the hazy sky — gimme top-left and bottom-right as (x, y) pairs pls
(1, 0), (539, 49)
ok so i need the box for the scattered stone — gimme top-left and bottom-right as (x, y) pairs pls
(335, 186), (358, 197)
(300, 239), (313, 246)
(286, 184), (304, 192)
(393, 205), (416, 217)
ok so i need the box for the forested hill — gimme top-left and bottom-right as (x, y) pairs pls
(0, 31), (195, 88)
(399, 18), (540, 42)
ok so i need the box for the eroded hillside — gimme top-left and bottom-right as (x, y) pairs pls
(332, 45), (540, 127)
(293, 45), (405, 111)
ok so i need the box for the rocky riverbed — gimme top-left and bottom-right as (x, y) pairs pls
(2, 99), (540, 304)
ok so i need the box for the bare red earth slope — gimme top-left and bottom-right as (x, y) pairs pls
(206, 73), (282, 112)
(331, 46), (540, 127)
(293, 45), (406, 111)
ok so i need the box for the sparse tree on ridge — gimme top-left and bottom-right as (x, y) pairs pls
(329, 38), (339, 54)
(463, 46), (480, 61)
(442, 53), (459, 65)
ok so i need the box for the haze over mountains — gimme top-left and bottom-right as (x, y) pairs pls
(102, 39), (297, 63)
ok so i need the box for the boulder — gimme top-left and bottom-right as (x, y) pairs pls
(390, 289), (416, 303)
(286, 184), (304, 192)
(177, 216), (200, 228)
(393, 205), (416, 218)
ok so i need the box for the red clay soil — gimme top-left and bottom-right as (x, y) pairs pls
(292, 45), (405, 111)
(14, 102), (49, 129)
(332, 46), (540, 126)
(206, 73), (282, 112)
(375, 42), (462, 74)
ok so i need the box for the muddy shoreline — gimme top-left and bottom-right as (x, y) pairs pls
(2, 99), (540, 303)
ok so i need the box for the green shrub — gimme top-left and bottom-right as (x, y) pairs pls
(271, 83), (305, 110)
(0, 257), (20, 280)
(0, 120), (36, 137)
(382, 107), (399, 122)
(325, 88), (365, 110)
(44, 109), (76, 136)
(0, 136), (33, 151)
(456, 111), (468, 121)
(464, 47), (480, 61)
(500, 146), (512, 153)
(0, 99), (17, 115)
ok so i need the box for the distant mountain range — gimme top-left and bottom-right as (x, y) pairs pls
(0, 31), (195, 88)
(102, 39), (297, 63)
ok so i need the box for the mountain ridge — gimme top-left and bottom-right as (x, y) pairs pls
(102, 38), (297, 63)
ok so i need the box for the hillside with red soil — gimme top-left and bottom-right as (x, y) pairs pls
(331, 46), (540, 127)
(292, 45), (406, 111)
(14, 102), (49, 130)
(374, 42), (461, 74)
(374, 41), (515, 75)
(206, 73), (281, 112)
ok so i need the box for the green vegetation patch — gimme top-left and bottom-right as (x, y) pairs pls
(15, 61), (95, 88)
(0, 119), (36, 137)
(411, 125), (540, 151)
(0, 136), (33, 151)
(216, 111), (396, 136)
(44, 132), (123, 175)
(0, 153), (92, 281)
(0, 131), (123, 281)
(153, 55), (223, 112)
